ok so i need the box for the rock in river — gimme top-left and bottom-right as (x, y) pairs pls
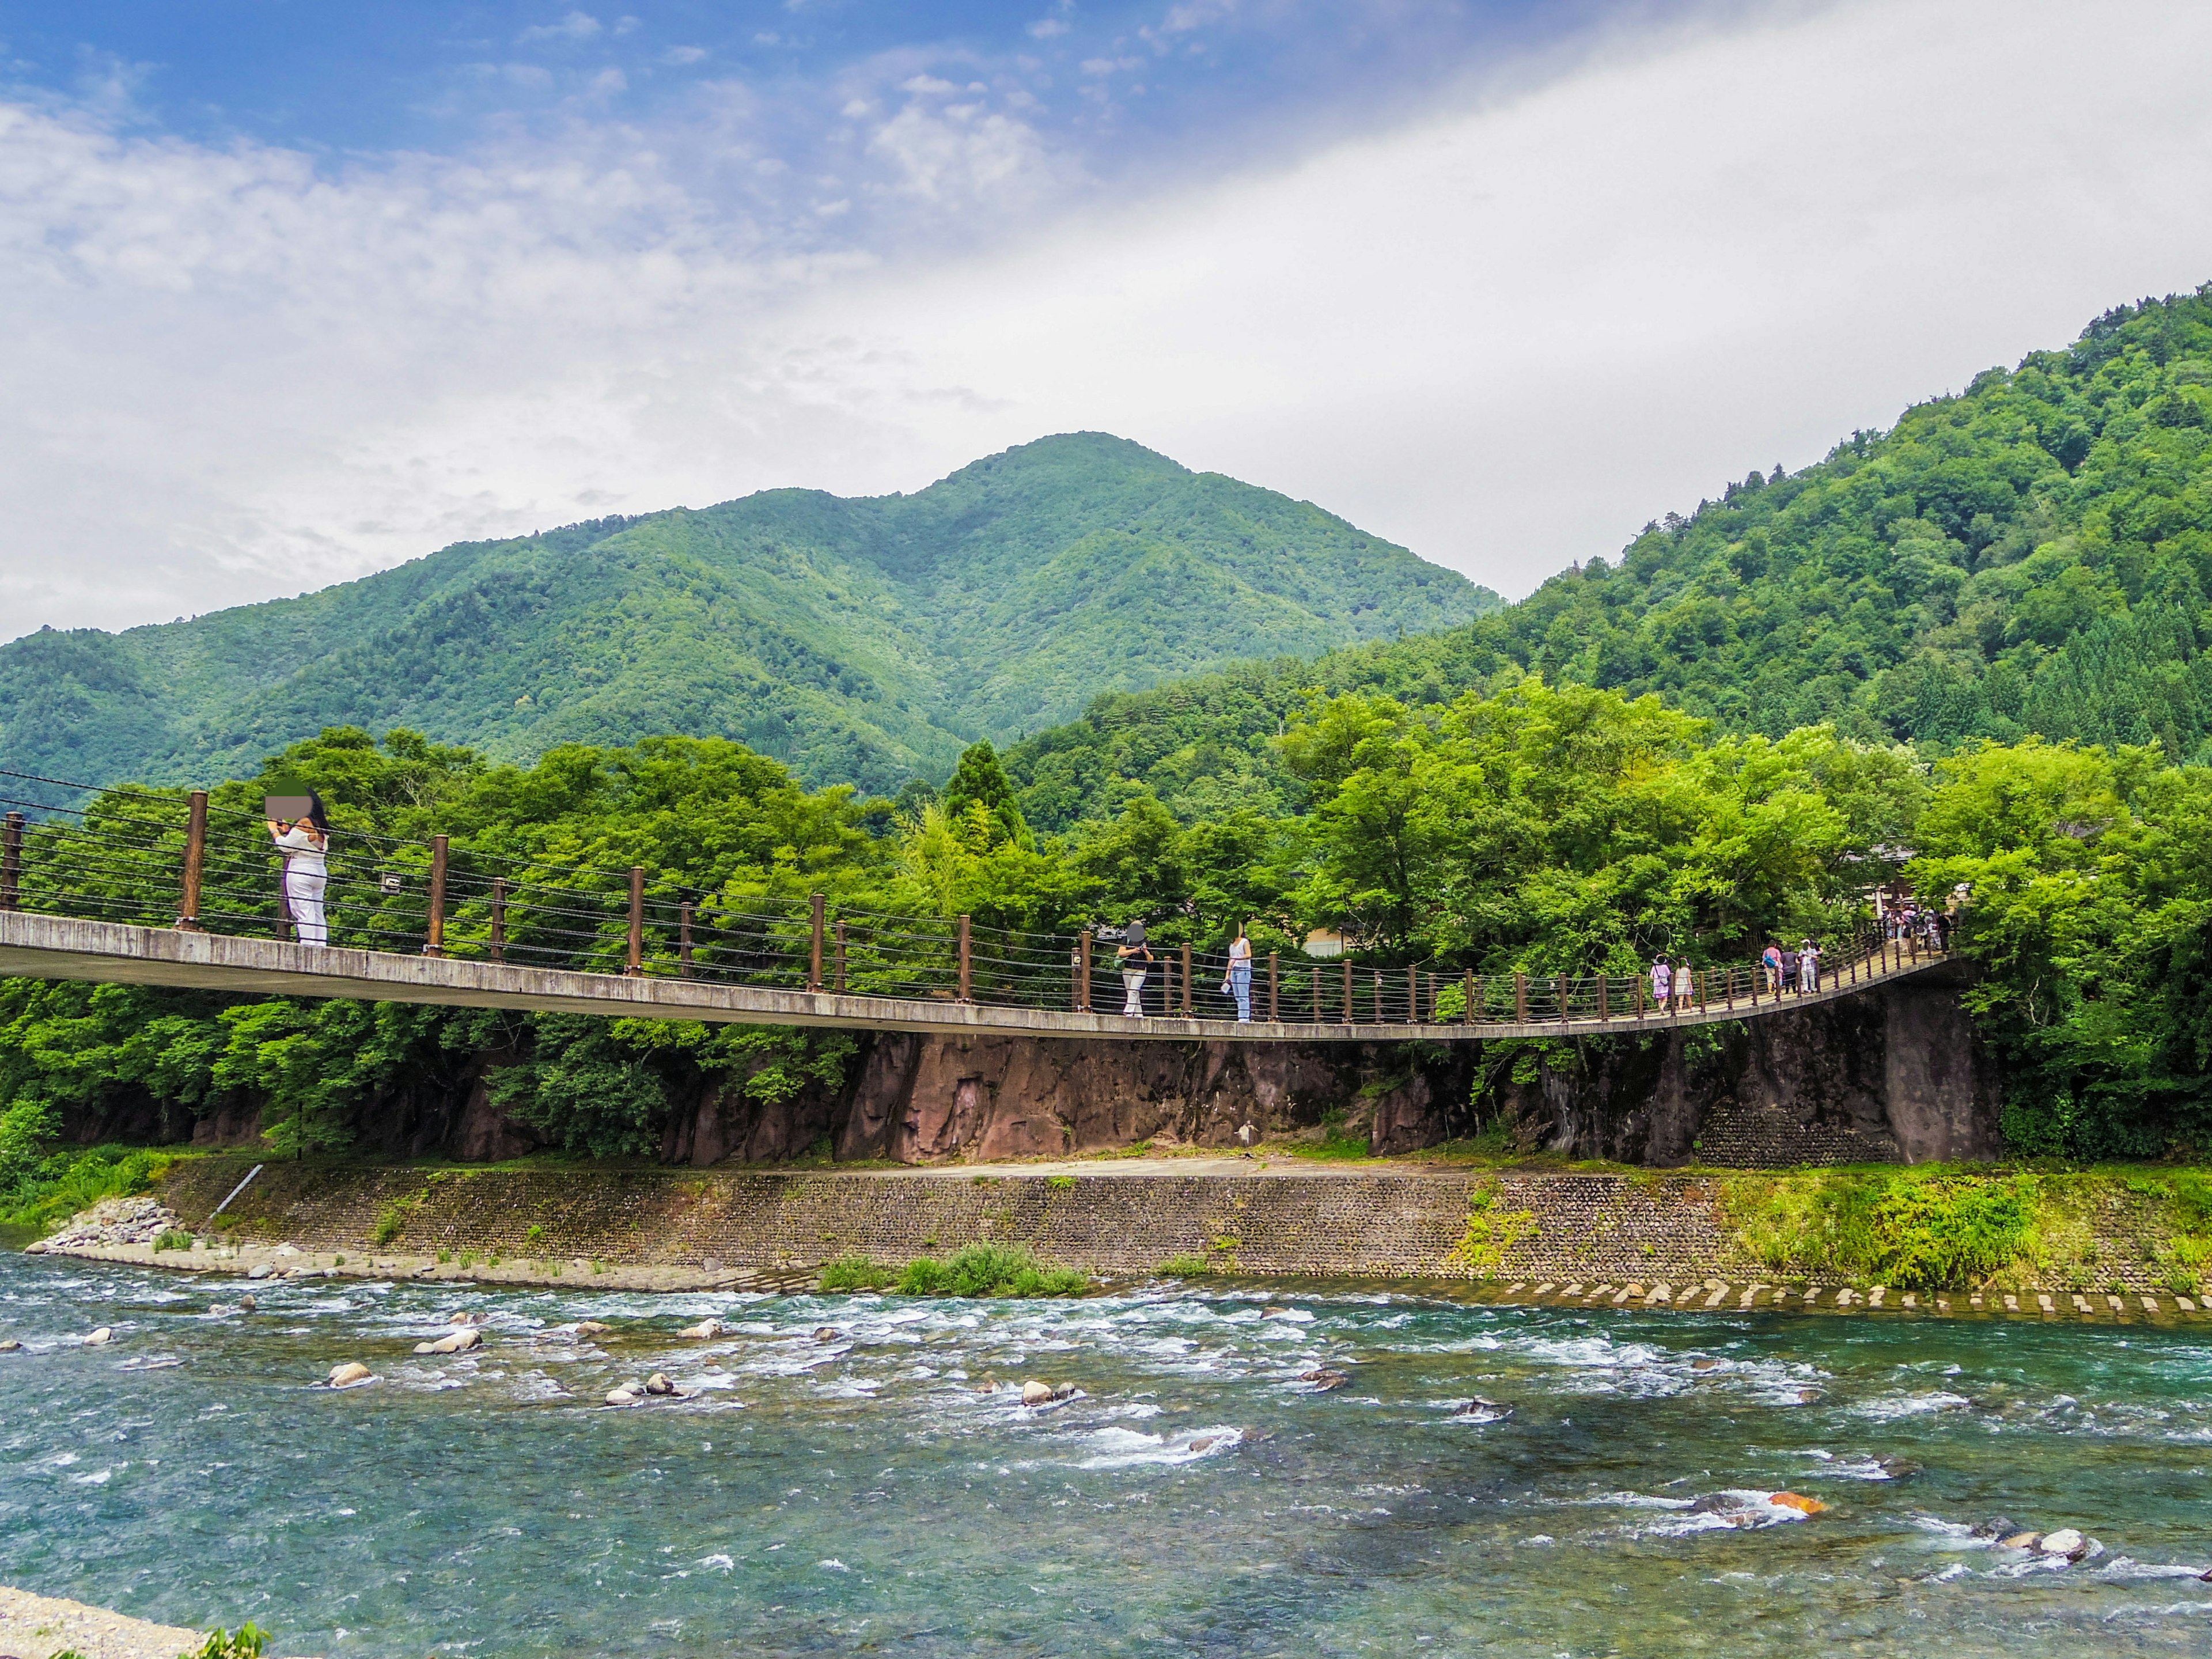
(679, 1319), (722, 1340)
(414, 1327), (482, 1355)
(645, 1372), (679, 1396)
(605, 1386), (640, 1406)
(327, 1362), (373, 1387)
(1298, 1368), (1350, 1392)
(1452, 1396), (1514, 1423)
(1021, 1380), (1055, 1406)
(575, 1321), (611, 1338)
(2040, 1528), (2090, 1560)
(82, 1327), (113, 1346)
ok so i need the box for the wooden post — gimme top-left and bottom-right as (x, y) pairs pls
(808, 892), (825, 991)
(1370, 968), (1381, 1022)
(1698, 967), (1707, 1013)
(957, 914), (972, 1002)
(1268, 952), (1280, 1021)
(1077, 931), (1092, 1011)
(1465, 970), (1476, 1025)
(1725, 965), (1734, 1010)
(423, 835), (449, 958)
(1182, 942), (1194, 1016)
(623, 865), (643, 976)
(1514, 972), (1528, 1023)
(1558, 973), (1570, 1025)
(834, 918), (847, 992)
(173, 791), (209, 931)
(1311, 966), (1320, 1021)
(676, 899), (691, 977)
(1597, 975), (1609, 1021)
(491, 877), (508, 964)
(0, 810), (20, 914)
(1408, 965), (1421, 1024)
(1343, 960), (1354, 1022)
(1635, 976), (1645, 1021)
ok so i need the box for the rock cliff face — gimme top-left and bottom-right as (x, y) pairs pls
(71, 969), (1998, 1167)
(1487, 965), (2001, 1166)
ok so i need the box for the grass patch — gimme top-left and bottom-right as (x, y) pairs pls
(1157, 1253), (1214, 1278)
(3, 1143), (176, 1234)
(1046, 1175), (1077, 1190)
(895, 1242), (1087, 1298)
(819, 1253), (897, 1291)
(153, 1228), (193, 1252)
(1446, 1178), (1536, 1273)
(1723, 1170), (2039, 1291)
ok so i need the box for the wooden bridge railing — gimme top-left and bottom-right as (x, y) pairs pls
(0, 766), (1945, 1029)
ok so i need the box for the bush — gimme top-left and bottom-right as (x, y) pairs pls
(819, 1254), (896, 1291)
(154, 1229), (193, 1252)
(1157, 1253), (1213, 1278)
(185, 1626), (270, 1659)
(895, 1242), (1086, 1298)
(1725, 1171), (2038, 1290)
(5, 1143), (172, 1233)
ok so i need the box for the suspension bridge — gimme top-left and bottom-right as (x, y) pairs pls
(0, 770), (1949, 1043)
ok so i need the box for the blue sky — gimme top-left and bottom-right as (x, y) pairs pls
(3, 1), (2211, 639)
(2, 1), (1613, 240)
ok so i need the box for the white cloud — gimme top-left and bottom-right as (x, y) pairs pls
(5, 0), (2212, 640)
(664, 45), (709, 65)
(517, 9), (601, 44)
(1028, 17), (1071, 39)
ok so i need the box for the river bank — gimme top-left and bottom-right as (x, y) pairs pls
(24, 1152), (2212, 1316)
(0, 1585), (297, 1659)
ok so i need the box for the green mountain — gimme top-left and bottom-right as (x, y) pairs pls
(0, 433), (1499, 797)
(1009, 285), (2212, 831)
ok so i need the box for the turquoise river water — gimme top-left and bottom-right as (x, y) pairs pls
(2, 1252), (2210, 1657)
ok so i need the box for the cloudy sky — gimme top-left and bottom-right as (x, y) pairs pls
(5, 0), (2212, 641)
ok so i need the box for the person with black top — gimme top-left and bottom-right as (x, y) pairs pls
(1117, 920), (1153, 1017)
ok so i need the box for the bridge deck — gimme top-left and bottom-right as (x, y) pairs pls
(0, 911), (1951, 1043)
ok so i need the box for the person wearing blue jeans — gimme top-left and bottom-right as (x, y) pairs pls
(1227, 926), (1254, 1022)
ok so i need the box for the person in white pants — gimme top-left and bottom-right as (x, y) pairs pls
(268, 795), (331, 945)
(1116, 920), (1153, 1016)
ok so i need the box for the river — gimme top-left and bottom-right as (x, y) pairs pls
(1, 1252), (2208, 1656)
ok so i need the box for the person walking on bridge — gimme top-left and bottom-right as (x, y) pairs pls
(1762, 941), (1783, 995)
(1649, 954), (1672, 1012)
(1117, 920), (1153, 1017)
(1225, 925), (1254, 1022)
(1798, 938), (1821, 993)
(1778, 941), (1799, 995)
(267, 791), (331, 946)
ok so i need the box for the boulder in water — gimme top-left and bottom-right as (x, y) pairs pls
(605, 1386), (640, 1406)
(812, 1327), (840, 1343)
(415, 1327), (482, 1355)
(1768, 1493), (1827, 1516)
(1021, 1380), (1055, 1405)
(575, 1321), (611, 1337)
(82, 1327), (112, 1346)
(2040, 1528), (2089, 1560)
(645, 1372), (677, 1396)
(0, 1339), (18, 1353)
(1298, 1368), (1350, 1392)
(679, 1319), (722, 1340)
(1998, 1531), (2043, 1551)
(327, 1362), (373, 1387)
(240, 1293), (257, 1312)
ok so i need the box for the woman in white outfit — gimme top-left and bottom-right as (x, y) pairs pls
(268, 793), (331, 945)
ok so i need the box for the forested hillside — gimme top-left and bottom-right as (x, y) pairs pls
(1009, 286), (2212, 830)
(0, 433), (1495, 797)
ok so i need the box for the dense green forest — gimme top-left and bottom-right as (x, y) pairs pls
(0, 433), (1495, 799)
(1007, 286), (2212, 830)
(10, 692), (2212, 1194)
